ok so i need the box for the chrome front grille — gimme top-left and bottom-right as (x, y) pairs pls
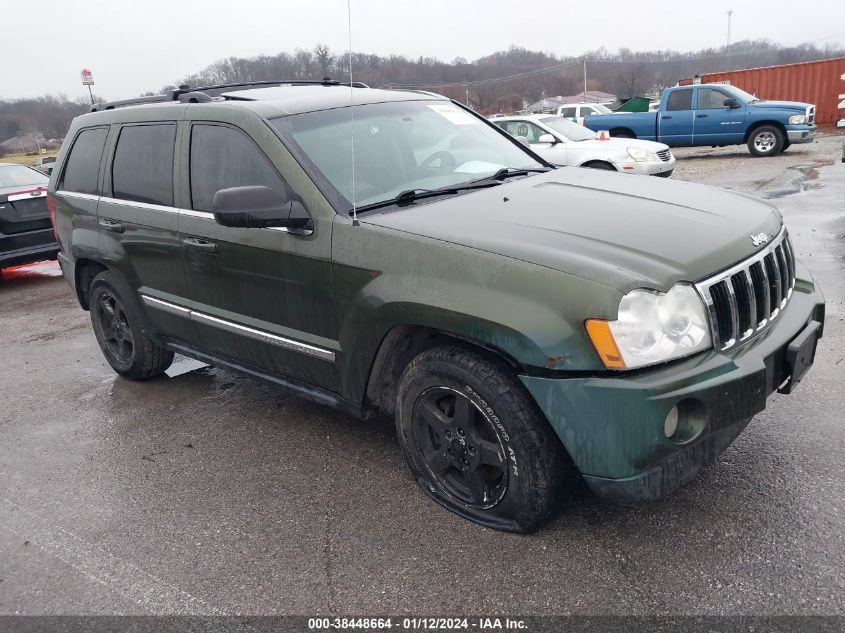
(696, 228), (795, 351)
(807, 105), (815, 125)
(657, 149), (672, 162)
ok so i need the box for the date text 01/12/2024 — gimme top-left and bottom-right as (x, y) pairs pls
(307, 617), (528, 630)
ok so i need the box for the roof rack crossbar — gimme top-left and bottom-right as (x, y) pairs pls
(90, 78), (369, 112)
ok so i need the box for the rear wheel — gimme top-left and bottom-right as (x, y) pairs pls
(395, 345), (572, 533)
(747, 125), (784, 157)
(89, 270), (173, 379)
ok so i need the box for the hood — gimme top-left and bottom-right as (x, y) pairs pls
(363, 168), (782, 292)
(750, 100), (810, 112)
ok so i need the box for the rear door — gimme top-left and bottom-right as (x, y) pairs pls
(692, 86), (746, 145)
(658, 88), (695, 147)
(0, 164), (52, 263)
(98, 121), (197, 344)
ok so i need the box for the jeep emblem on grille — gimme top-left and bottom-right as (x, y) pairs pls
(750, 233), (769, 247)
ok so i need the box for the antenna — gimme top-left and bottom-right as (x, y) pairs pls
(347, 0), (359, 227)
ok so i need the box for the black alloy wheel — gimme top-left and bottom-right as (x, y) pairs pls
(412, 386), (509, 509)
(93, 290), (135, 365)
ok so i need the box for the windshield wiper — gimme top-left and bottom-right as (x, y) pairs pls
(349, 180), (504, 216)
(488, 167), (551, 180)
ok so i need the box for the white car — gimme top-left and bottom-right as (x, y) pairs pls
(492, 114), (676, 177)
(554, 102), (613, 119)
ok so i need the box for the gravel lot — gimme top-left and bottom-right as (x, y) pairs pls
(1, 133), (843, 617)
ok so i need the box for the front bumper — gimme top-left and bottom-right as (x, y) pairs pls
(519, 262), (824, 502)
(617, 157), (676, 176)
(786, 125), (816, 144)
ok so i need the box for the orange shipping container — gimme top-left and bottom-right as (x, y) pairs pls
(683, 57), (845, 125)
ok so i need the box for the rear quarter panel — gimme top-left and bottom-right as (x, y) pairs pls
(582, 112), (658, 141)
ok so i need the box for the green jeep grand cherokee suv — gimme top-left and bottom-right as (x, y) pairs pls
(49, 80), (825, 533)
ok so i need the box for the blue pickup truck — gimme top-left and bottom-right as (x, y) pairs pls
(583, 84), (816, 157)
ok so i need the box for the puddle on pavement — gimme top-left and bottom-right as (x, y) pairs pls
(165, 355), (209, 378)
(764, 159), (834, 199)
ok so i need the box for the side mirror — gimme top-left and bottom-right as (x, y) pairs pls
(537, 133), (557, 145)
(723, 98), (740, 109)
(212, 186), (313, 234)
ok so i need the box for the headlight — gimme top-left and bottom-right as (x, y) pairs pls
(788, 114), (806, 125)
(585, 284), (712, 369)
(626, 147), (658, 162)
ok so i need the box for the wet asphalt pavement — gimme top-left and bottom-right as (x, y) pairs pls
(1, 134), (844, 617)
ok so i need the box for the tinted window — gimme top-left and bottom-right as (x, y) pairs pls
(60, 127), (108, 194)
(696, 88), (730, 109)
(112, 124), (176, 206)
(666, 89), (693, 111)
(561, 107), (577, 118)
(190, 124), (288, 212)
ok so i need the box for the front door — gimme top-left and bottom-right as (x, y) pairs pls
(178, 120), (340, 392)
(658, 88), (695, 147)
(692, 86), (746, 145)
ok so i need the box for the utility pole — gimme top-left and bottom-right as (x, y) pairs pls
(583, 60), (587, 98)
(725, 9), (733, 69)
(465, 85), (469, 106)
(726, 10), (733, 49)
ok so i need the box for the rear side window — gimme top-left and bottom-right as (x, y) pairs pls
(666, 89), (693, 111)
(190, 124), (288, 212)
(111, 124), (176, 206)
(60, 127), (108, 194)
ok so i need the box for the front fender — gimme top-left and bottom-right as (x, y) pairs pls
(332, 218), (621, 403)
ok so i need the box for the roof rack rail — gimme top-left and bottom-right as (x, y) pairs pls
(90, 77), (369, 112)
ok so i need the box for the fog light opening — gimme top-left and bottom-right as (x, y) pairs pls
(664, 406), (679, 438)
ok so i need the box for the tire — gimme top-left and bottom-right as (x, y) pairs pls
(611, 130), (634, 139)
(747, 125), (784, 157)
(88, 270), (173, 379)
(583, 161), (616, 171)
(395, 345), (572, 533)
(780, 140), (791, 153)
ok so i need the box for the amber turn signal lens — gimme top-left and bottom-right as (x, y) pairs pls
(585, 319), (626, 369)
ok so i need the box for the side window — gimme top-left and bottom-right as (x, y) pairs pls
(561, 107), (577, 118)
(666, 89), (693, 111)
(190, 124), (289, 212)
(502, 121), (545, 143)
(111, 124), (176, 206)
(696, 88), (730, 109)
(60, 127), (108, 194)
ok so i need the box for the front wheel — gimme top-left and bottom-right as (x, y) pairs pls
(89, 270), (173, 379)
(748, 125), (784, 157)
(395, 345), (572, 533)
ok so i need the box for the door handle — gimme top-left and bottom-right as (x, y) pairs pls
(98, 218), (124, 233)
(661, 115), (672, 120)
(696, 113), (708, 118)
(182, 237), (217, 253)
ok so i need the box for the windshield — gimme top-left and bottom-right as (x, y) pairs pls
(539, 117), (597, 141)
(728, 86), (760, 103)
(271, 100), (543, 210)
(0, 164), (49, 189)
(592, 103), (613, 114)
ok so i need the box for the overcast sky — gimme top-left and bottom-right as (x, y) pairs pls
(4, 0), (845, 101)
